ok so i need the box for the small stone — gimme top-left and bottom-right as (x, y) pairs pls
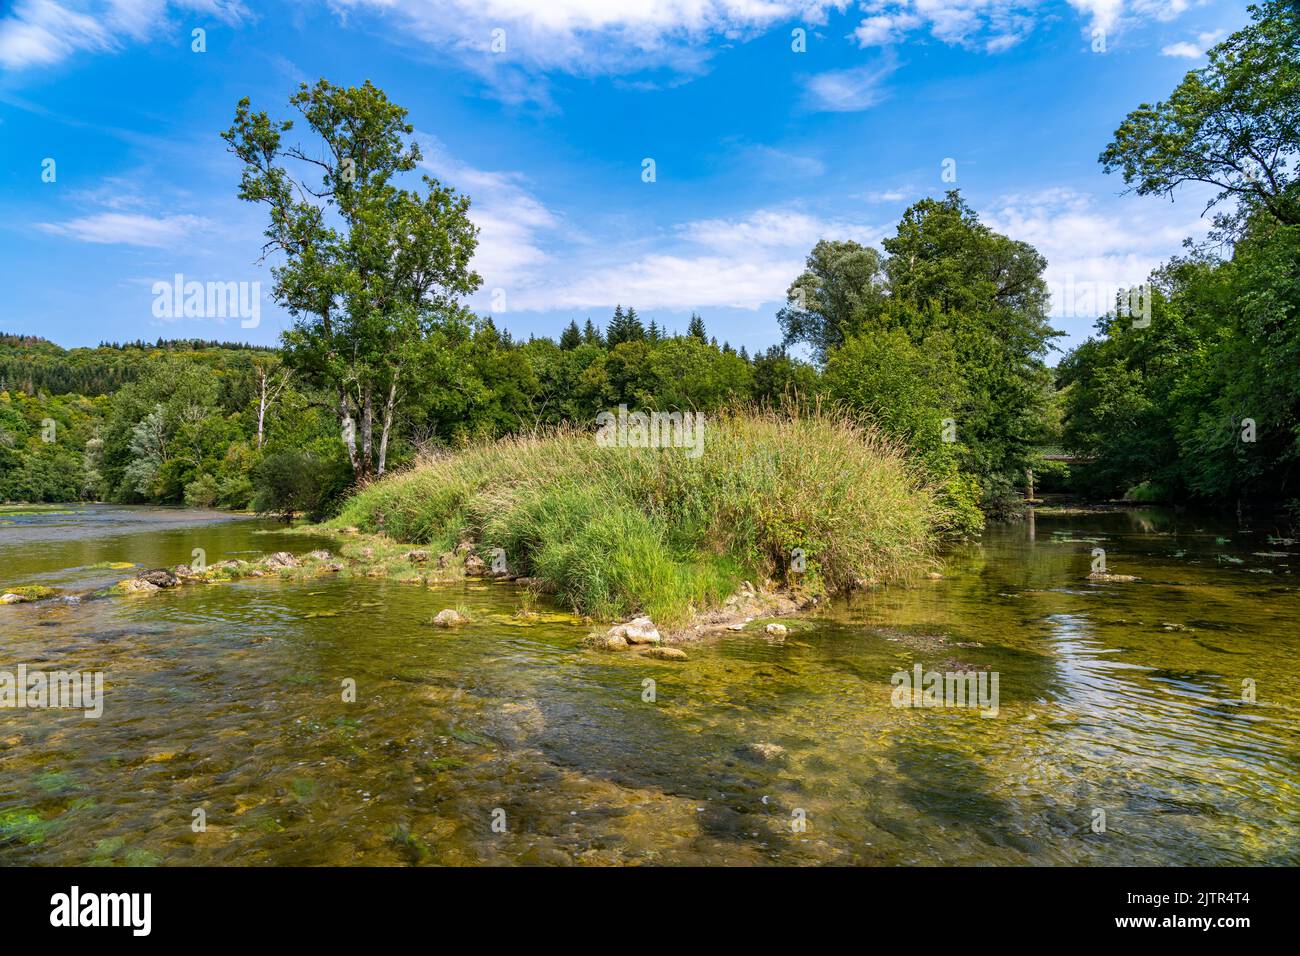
(764, 623), (788, 637)
(431, 609), (466, 627)
(455, 540), (476, 556)
(463, 554), (487, 576)
(1, 593), (22, 604)
(644, 647), (687, 661)
(926, 571), (944, 580)
(406, 549), (429, 564)
(739, 742), (786, 762)
(437, 552), (455, 569)
(263, 552), (299, 570)
(307, 550), (332, 561)
(585, 633), (629, 651)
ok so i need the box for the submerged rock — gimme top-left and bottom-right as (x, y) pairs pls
(764, 623), (788, 638)
(644, 646), (688, 661)
(584, 632), (629, 651)
(431, 608), (467, 627)
(739, 742), (786, 762)
(2, 586), (57, 603)
(1088, 571), (1138, 582)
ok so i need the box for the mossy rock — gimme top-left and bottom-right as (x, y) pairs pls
(0, 585), (59, 604)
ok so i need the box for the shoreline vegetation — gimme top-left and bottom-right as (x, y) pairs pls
(325, 408), (944, 627)
(2, 409), (948, 647)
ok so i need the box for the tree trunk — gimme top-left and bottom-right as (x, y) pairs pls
(377, 379), (398, 477)
(338, 387), (360, 474)
(360, 388), (374, 478)
(256, 369), (268, 451)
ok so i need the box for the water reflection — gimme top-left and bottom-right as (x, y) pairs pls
(1, 505), (1297, 865)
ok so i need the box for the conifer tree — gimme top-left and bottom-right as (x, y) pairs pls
(559, 320), (582, 350)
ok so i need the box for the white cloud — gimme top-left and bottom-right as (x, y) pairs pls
(856, 188), (909, 202)
(508, 207), (885, 312)
(851, 1), (1037, 51)
(37, 211), (213, 247)
(0, 0), (248, 70)
(416, 134), (562, 296)
(849, 1), (1196, 52)
(330, 0), (852, 102)
(803, 57), (898, 111)
(1161, 29), (1222, 58)
(1067, 0), (1193, 38)
(852, 12), (920, 46)
(981, 187), (1210, 324)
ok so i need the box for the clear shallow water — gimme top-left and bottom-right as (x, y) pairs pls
(1, 504), (1297, 865)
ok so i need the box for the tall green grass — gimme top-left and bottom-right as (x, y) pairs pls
(330, 408), (946, 626)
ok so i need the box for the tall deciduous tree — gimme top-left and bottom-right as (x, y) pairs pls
(777, 239), (887, 363)
(222, 79), (481, 481)
(1100, 1), (1300, 231)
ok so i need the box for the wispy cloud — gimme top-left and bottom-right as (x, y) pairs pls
(851, 1), (1037, 52)
(417, 134), (563, 297)
(802, 56), (898, 112)
(982, 186), (1210, 328)
(37, 211), (213, 247)
(330, 0), (852, 105)
(511, 207), (885, 312)
(1067, 0), (1193, 38)
(0, 0), (249, 71)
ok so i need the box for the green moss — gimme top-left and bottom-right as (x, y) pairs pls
(1, 585), (58, 602)
(0, 809), (53, 846)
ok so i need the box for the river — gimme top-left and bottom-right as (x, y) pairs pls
(1, 503), (1297, 865)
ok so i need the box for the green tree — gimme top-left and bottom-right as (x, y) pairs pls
(559, 320), (582, 350)
(778, 239), (887, 363)
(606, 305), (646, 346)
(222, 79), (481, 481)
(1100, 1), (1300, 233)
(687, 313), (707, 340)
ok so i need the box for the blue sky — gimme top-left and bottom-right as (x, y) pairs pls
(0, 0), (1250, 359)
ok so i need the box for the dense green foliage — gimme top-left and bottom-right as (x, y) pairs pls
(224, 80), (484, 481)
(0, 320), (812, 513)
(1099, 1), (1299, 235)
(1061, 2), (1300, 513)
(333, 409), (943, 625)
(780, 192), (1060, 529)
